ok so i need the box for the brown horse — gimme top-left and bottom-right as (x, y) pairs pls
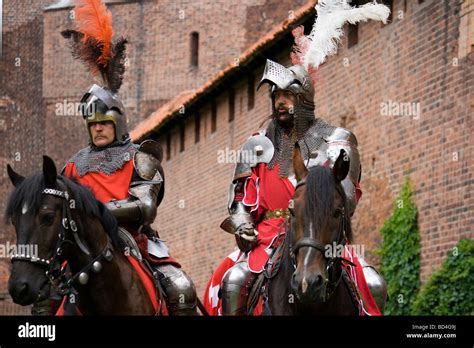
(6, 156), (157, 315)
(264, 146), (359, 315)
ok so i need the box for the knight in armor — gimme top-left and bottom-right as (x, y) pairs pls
(204, 0), (391, 315)
(33, 0), (197, 315)
(205, 58), (387, 315)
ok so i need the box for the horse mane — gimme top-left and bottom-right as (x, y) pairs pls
(303, 166), (353, 243)
(5, 173), (120, 247)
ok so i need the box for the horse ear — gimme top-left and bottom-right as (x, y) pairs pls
(42, 156), (57, 188)
(7, 164), (25, 187)
(333, 149), (350, 183)
(293, 144), (308, 182)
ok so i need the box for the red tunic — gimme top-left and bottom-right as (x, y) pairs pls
(241, 162), (294, 273)
(63, 161), (134, 204)
(63, 159), (180, 267)
(203, 158), (365, 315)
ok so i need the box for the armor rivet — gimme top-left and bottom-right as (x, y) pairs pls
(78, 272), (89, 285)
(92, 261), (102, 273)
(254, 145), (263, 156)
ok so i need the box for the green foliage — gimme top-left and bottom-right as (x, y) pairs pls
(412, 239), (474, 315)
(378, 178), (420, 315)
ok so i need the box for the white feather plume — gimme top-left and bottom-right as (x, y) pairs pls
(302, 0), (390, 70)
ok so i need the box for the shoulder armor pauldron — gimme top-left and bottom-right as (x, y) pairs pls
(232, 131), (274, 181)
(133, 140), (164, 183)
(325, 127), (358, 147)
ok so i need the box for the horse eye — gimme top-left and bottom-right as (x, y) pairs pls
(41, 213), (56, 226)
(333, 208), (342, 218)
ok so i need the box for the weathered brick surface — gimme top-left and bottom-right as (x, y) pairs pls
(151, 0), (473, 298)
(1, 0), (472, 313)
(312, 0), (473, 282)
(0, 0), (52, 315)
(1, 0), (312, 313)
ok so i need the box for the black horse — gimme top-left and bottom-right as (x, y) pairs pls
(264, 147), (360, 315)
(6, 156), (159, 315)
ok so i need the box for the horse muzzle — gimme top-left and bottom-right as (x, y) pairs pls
(8, 267), (49, 306)
(291, 270), (326, 304)
(8, 277), (39, 305)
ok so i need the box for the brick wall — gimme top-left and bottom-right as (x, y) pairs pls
(150, 0), (473, 298)
(0, 0), (52, 315)
(312, 0), (473, 282)
(0, 0), (312, 313)
(41, 0), (309, 168)
(1, 0), (472, 313)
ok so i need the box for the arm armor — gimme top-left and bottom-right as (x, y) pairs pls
(105, 140), (164, 225)
(220, 181), (254, 235)
(220, 133), (273, 234)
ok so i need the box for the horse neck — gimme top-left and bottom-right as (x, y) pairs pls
(267, 230), (298, 315)
(64, 212), (154, 315)
(65, 212), (111, 269)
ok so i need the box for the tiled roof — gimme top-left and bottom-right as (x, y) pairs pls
(130, 0), (316, 141)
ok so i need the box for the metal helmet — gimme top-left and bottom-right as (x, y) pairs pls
(80, 84), (129, 144)
(258, 59), (318, 177)
(257, 59), (315, 106)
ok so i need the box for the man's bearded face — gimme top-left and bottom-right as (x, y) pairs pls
(273, 90), (296, 126)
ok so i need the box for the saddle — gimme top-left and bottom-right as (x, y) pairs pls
(117, 227), (166, 315)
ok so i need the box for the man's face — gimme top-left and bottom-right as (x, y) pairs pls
(89, 121), (115, 147)
(274, 90), (296, 125)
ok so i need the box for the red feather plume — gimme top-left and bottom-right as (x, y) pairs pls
(75, 0), (113, 67)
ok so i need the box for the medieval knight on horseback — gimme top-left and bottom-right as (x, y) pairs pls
(211, 59), (387, 315)
(205, 0), (391, 316)
(32, 0), (197, 316)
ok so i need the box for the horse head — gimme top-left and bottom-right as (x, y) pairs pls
(6, 156), (116, 307)
(6, 156), (65, 305)
(290, 146), (351, 304)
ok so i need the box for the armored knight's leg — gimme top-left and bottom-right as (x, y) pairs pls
(154, 264), (197, 316)
(221, 259), (258, 316)
(358, 256), (388, 312)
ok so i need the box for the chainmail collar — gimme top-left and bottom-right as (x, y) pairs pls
(267, 114), (335, 177)
(69, 139), (138, 177)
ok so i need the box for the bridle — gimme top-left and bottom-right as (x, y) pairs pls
(288, 177), (354, 301)
(10, 178), (114, 297)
